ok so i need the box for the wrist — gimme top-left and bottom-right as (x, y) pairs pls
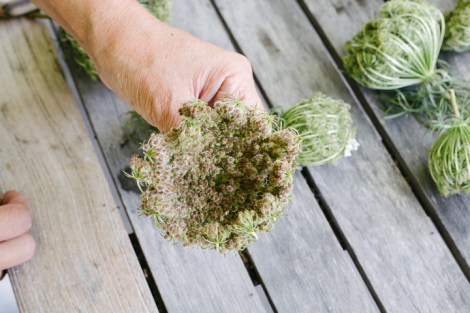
(84, 1), (176, 77)
(82, 0), (144, 57)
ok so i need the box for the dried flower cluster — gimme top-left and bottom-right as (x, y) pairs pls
(58, 0), (172, 79)
(280, 93), (359, 166)
(443, 0), (470, 52)
(129, 99), (301, 253)
(429, 91), (470, 197)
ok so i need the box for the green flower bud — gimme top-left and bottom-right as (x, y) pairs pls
(429, 90), (470, 196)
(343, 0), (445, 90)
(429, 122), (470, 196)
(280, 93), (359, 166)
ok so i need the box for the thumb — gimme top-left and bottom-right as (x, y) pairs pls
(210, 79), (264, 112)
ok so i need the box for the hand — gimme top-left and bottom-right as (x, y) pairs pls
(0, 191), (35, 274)
(88, 3), (263, 132)
(31, 0), (262, 132)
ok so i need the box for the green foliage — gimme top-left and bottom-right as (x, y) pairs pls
(57, 28), (98, 80)
(443, 0), (470, 52)
(129, 99), (301, 253)
(58, 0), (172, 79)
(380, 70), (470, 126)
(139, 0), (171, 22)
(122, 111), (159, 145)
(429, 91), (470, 196)
(279, 93), (358, 166)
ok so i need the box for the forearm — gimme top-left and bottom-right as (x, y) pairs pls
(31, 0), (166, 61)
(31, 0), (179, 102)
(32, 0), (112, 41)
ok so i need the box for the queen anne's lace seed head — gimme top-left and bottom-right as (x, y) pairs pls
(428, 91), (470, 197)
(443, 0), (470, 52)
(129, 99), (301, 253)
(280, 93), (358, 166)
(343, 0), (445, 90)
(428, 120), (470, 196)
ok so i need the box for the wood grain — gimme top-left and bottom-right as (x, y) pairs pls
(213, 0), (470, 312)
(250, 172), (379, 312)
(0, 19), (157, 312)
(52, 1), (268, 312)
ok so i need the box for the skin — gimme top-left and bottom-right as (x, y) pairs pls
(1, 0), (261, 272)
(0, 191), (35, 273)
(34, 0), (263, 132)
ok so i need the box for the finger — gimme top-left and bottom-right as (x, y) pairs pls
(239, 85), (264, 112)
(0, 233), (36, 271)
(208, 88), (233, 106)
(0, 203), (32, 242)
(1, 191), (28, 207)
(209, 77), (264, 111)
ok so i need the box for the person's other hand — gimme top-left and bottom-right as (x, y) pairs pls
(0, 191), (35, 274)
(87, 3), (263, 132)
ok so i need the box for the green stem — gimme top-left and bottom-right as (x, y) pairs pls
(450, 89), (460, 118)
(25, 12), (50, 19)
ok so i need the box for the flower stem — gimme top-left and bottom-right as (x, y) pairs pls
(26, 12), (50, 19)
(450, 89), (460, 118)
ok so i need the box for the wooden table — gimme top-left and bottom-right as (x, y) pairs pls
(1, 0), (470, 312)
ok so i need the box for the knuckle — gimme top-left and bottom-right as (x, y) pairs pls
(235, 54), (252, 69)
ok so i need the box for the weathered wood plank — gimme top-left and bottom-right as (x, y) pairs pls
(0, 19), (157, 312)
(52, 1), (268, 312)
(213, 0), (470, 312)
(250, 172), (379, 312)
(303, 0), (470, 284)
